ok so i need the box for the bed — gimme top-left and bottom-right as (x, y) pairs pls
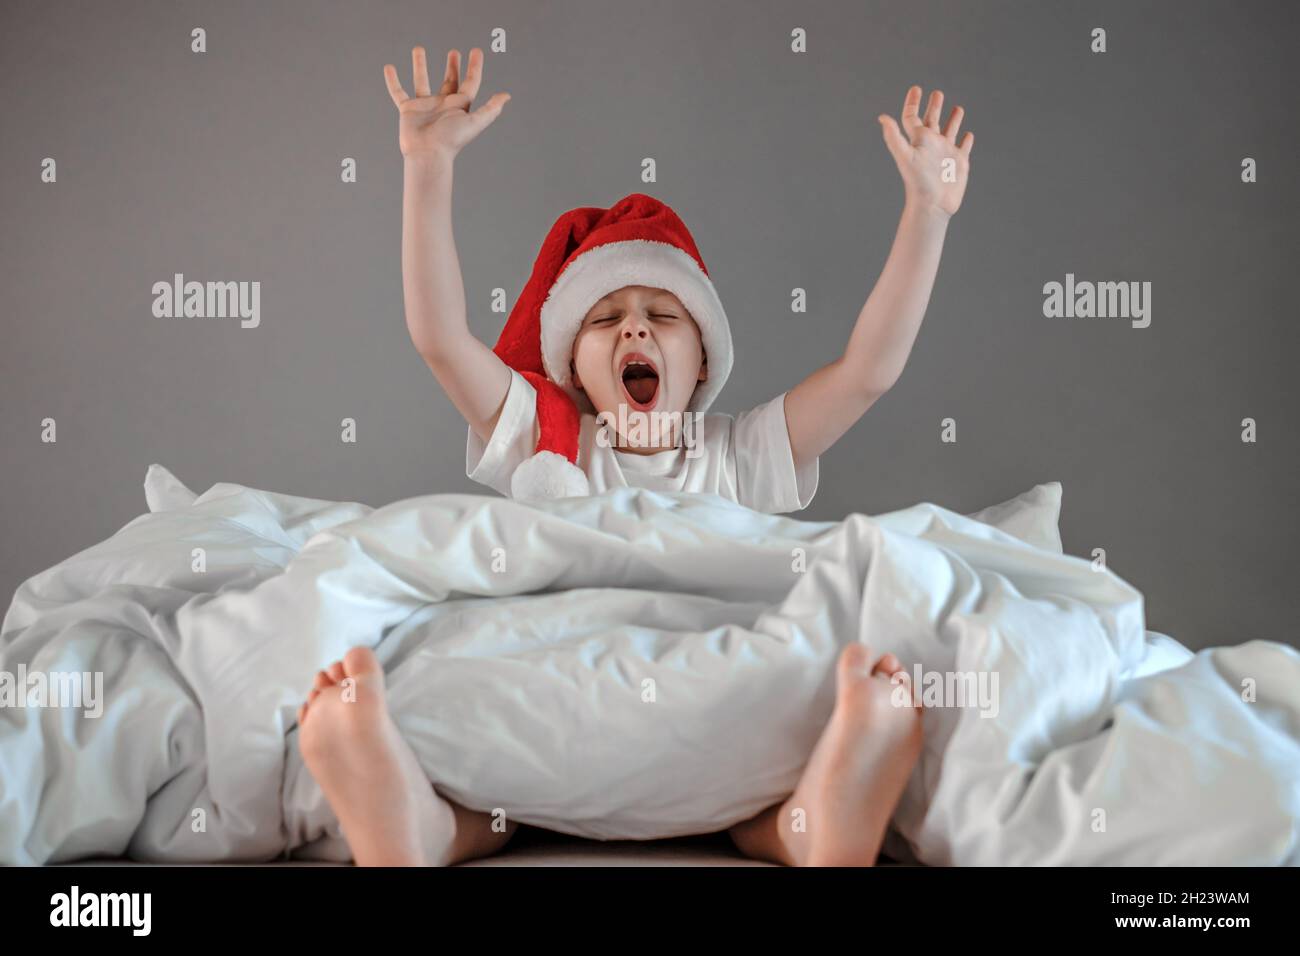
(5, 466), (1297, 866)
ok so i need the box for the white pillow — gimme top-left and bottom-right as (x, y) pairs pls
(965, 481), (1063, 553)
(144, 463), (1064, 554)
(143, 462), (198, 512)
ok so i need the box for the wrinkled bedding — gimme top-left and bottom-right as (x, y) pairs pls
(1, 465), (1296, 865)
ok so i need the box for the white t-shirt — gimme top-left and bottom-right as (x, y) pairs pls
(465, 369), (819, 514)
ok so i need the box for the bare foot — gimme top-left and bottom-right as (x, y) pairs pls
(297, 647), (458, 866)
(776, 644), (924, 866)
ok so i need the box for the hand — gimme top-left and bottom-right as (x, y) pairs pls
(878, 86), (974, 217)
(383, 47), (510, 160)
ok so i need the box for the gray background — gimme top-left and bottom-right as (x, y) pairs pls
(2, 1), (1296, 651)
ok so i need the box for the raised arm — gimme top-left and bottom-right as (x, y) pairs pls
(384, 46), (517, 444)
(783, 86), (974, 470)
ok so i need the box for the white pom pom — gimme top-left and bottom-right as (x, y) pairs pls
(510, 450), (591, 501)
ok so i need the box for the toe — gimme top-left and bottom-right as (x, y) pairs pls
(873, 653), (902, 677)
(838, 643), (872, 681)
(342, 645), (383, 679)
(313, 669), (332, 690)
(835, 645), (877, 710)
(327, 660), (346, 684)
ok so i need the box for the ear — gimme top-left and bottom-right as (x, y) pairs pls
(570, 358), (582, 389)
(697, 354), (708, 382)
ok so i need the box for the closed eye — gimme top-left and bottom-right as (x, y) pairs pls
(589, 313), (676, 325)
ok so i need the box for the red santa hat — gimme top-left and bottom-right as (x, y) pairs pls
(491, 192), (733, 500)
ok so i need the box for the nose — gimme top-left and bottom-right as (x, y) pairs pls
(620, 313), (650, 340)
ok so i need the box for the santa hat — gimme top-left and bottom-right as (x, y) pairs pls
(492, 192), (733, 500)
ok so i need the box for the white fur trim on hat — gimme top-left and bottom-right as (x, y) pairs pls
(510, 450), (591, 500)
(538, 239), (733, 416)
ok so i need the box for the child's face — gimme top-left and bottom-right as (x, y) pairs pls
(570, 285), (707, 432)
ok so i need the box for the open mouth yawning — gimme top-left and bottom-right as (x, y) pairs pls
(619, 353), (660, 409)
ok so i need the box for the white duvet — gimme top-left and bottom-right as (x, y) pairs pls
(1, 465), (1296, 865)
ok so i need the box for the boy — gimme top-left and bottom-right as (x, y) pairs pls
(298, 45), (973, 866)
